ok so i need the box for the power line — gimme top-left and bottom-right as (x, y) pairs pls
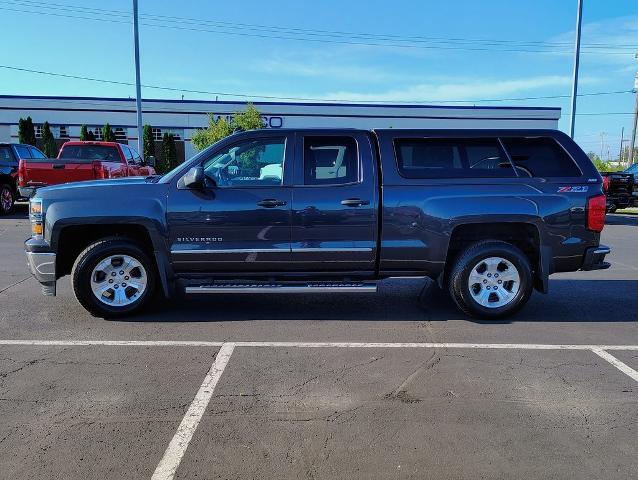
(0, 63), (634, 108)
(0, 2), (635, 55)
(4, 0), (636, 51)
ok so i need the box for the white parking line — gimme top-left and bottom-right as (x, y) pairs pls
(2, 339), (638, 350)
(592, 348), (638, 383)
(0, 340), (225, 347)
(151, 342), (235, 480)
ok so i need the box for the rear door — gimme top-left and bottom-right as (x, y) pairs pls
(290, 131), (378, 273)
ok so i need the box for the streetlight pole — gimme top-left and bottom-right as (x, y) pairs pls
(569, 0), (583, 139)
(132, 0), (144, 158)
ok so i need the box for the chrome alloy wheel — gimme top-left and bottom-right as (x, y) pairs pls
(90, 254), (148, 306)
(468, 256), (520, 308)
(0, 186), (13, 212)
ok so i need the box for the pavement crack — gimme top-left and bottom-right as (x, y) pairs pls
(386, 350), (439, 403)
(0, 357), (46, 380)
(0, 276), (31, 295)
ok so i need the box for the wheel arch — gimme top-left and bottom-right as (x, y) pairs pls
(441, 221), (550, 293)
(54, 221), (172, 298)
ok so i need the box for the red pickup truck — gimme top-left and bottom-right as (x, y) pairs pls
(18, 141), (156, 198)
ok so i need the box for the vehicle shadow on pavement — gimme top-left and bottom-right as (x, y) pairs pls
(127, 278), (638, 325)
(606, 214), (638, 227)
(4, 203), (28, 220)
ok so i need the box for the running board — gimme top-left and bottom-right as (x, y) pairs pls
(185, 282), (378, 295)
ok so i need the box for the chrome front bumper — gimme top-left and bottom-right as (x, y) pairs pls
(25, 251), (57, 296)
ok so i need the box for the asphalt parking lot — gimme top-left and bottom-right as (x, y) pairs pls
(1, 203), (637, 479)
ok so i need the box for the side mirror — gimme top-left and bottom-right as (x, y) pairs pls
(182, 166), (205, 189)
(145, 155), (156, 167)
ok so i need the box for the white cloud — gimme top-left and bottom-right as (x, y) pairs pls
(548, 14), (638, 66)
(318, 75), (597, 102)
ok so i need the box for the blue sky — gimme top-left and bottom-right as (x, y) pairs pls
(1, 0), (637, 157)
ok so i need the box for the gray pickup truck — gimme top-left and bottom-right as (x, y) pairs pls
(25, 128), (610, 319)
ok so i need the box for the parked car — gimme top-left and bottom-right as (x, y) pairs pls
(17, 141), (156, 198)
(0, 143), (48, 214)
(601, 164), (637, 212)
(25, 128), (609, 319)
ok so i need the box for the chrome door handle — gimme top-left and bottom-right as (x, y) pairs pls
(341, 198), (370, 207)
(257, 199), (287, 208)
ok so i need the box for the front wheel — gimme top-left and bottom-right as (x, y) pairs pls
(72, 238), (156, 318)
(448, 241), (533, 319)
(0, 183), (15, 215)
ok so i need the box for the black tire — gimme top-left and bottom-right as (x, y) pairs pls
(606, 204), (617, 214)
(0, 183), (15, 215)
(72, 238), (156, 318)
(448, 240), (533, 319)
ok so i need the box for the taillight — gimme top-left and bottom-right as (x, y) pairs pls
(602, 176), (610, 192)
(586, 194), (606, 232)
(92, 161), (106, 179)
(18, 159), (27, 186)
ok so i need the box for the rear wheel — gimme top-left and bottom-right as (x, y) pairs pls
(0, 183), (15, 215)
(72, 238), (156, 318)
(448, 241), (533, 319)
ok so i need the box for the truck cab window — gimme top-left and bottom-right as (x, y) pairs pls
(395, 138), (515, 178)
(202, 137), (286, 187)
(303, 136), (359, 185)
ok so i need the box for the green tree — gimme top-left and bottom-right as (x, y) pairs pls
(41, 121), (57, 157)
(191, 103), (266, 151)
(587, 152), (613, 172)
(160, 133), (177, 173)
(18, 116), (36, 146)
(232, 103), (266, 132)
(191, 115), (233, 151)
(142, 124), (156, 160)
(102, 123), (116, 142)
(79, 124), (90, 141)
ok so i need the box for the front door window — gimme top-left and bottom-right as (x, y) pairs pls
(203, 137), (286, 187)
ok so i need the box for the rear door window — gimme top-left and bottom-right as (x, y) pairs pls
(395, 138), (515, 178)
(303, 136), (359, 185)
(501, 137), (581, 178)
(29, 147), (46, 159)
(129, 146), (142, 165)
(122, 145), (134, 162)
(15, 145), (31, 159)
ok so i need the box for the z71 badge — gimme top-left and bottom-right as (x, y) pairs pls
(557, 186), (589, 193)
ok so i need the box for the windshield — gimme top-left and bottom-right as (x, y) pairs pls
(59, 145), (120, 162)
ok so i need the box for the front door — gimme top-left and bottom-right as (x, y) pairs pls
(290, 132), (378, 273)
(168, 132), (293, 273)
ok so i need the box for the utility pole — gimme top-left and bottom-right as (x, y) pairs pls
(629, 70), (638, 167)
(569, 0), (583, 139)
(618, 127), (625, 166)
(133, 0), (144, 158)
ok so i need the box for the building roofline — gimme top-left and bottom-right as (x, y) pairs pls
(0, 94), (562, 112)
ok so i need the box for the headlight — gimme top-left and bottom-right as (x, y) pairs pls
(29, 198), (42, 216)
(29, 199), (44, 239)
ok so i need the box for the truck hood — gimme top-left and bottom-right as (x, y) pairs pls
(35, 176), (163, 200)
